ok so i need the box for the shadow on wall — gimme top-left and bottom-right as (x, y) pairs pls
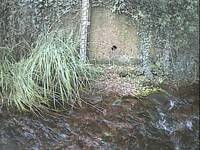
(88, 7), (139, 64)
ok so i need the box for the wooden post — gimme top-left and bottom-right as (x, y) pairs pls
(80, 0), (90, 62)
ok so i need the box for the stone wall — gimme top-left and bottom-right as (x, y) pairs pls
(0, 0), (80, 48)
(88, 7), (139, 64)
(0, 1), (143, 65)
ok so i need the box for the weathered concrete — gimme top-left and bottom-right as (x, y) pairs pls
(88, 7), (139, 64)
(0, 0), (80, 47)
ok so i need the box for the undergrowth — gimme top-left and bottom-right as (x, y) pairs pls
(0, 29), (99, 112)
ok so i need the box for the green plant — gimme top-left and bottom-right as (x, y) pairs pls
(0, 29), (99, 111)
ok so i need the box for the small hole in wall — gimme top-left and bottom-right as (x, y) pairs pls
(111, 45), (117, 51)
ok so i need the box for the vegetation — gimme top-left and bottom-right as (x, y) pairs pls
(0, 29), (98, 111)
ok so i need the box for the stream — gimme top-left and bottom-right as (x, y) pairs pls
(0, 84), (199, 150)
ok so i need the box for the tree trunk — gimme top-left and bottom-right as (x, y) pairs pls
(80, 0), (90, 62)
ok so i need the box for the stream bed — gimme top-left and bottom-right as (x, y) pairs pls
(0, 84), (199, 150)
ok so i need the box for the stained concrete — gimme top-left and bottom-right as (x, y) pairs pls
(88, 7), (139, 64)
(0, 0), (80, 47)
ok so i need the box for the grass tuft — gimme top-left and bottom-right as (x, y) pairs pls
(0, 29), (99, 111)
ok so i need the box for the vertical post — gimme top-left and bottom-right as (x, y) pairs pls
(80, 0), (90, 62)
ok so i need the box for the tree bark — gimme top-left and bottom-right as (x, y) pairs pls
(80, 0), (90, 62)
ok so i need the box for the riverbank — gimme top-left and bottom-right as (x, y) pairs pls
(0, 67), (199, 149)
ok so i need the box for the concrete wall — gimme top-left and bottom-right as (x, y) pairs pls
(0, 0), (80, 48)
(0, 2), (140, 65)
(88, 7), (139, 64)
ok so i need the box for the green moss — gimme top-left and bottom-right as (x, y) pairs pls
(135, 87), (161, 98)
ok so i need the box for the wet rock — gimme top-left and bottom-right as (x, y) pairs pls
(0, 85), (199, 149)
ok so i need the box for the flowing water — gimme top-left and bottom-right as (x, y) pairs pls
(0, 84), (199, 150)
